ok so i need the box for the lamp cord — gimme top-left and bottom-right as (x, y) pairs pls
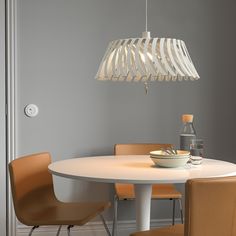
(145, 0), (148, 32)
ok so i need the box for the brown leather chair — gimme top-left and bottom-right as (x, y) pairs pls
(112, 144), (183, 236)
(8, 152), (111, 236)
(130, 176), (236, 236)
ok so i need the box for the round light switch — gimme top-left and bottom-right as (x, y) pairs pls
(24, 104), (39, 117)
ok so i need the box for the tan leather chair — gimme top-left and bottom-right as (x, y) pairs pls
(112, 144), (183, 236)
(8, 152), (111, 236)
(130, 176), (236, 236)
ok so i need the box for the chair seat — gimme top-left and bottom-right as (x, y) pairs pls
(115, 183), (182, 200)
(23, 202), (111, 226)
(19, 186), (111, 226)
(130, 224), (184, 236)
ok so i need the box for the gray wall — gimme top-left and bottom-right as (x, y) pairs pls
(0, 0), (6, 234)
(15, 0), (236, 225)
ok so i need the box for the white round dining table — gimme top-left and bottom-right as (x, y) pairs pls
(48, 155), (236, 231)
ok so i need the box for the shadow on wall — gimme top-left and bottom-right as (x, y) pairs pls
(202, 0), (236, 163)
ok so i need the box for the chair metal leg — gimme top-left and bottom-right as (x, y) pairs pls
(56, 225), (62, 236)
(100, 214), (111, 236)
(172, 199), (176, 225)
(112, 194), (118, 236)
(67, 225), (74, 236)
(178, 198), (184, 224)
(28, 226), (39, 236)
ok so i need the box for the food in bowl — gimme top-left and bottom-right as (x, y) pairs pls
(150, 150), (190, 158)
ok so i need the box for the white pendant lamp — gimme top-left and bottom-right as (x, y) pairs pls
(95, 0), (200, 89)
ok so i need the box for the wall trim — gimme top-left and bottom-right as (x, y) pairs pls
(0, 0), (6, 234)
(17, 219), (180, 236)
(6, 0), (17, 235)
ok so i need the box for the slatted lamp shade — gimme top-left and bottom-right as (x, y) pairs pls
(95, 32), (199, 82)
(95, 0), (200, 89)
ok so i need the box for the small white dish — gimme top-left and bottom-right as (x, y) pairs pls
(190, 156), (203, 165)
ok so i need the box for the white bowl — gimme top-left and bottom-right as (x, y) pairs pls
(150, 156), (190, 168)
(150, 150), (190, 158)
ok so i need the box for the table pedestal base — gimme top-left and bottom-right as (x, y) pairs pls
(134, 184), (152, 231)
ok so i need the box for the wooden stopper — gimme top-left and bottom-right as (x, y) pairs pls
(182, 114), (193, 123)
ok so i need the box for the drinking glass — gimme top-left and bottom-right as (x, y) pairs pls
(190, 139), (204, 157)
(190, 139), (204, 165)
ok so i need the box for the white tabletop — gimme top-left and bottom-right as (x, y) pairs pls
(49, 155), (236, 231)
(48, 155), (236, 184)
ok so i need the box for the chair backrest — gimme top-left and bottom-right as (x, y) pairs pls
(114, 143), (173, 155)
(185, 176), (236, 236)
(8, 152), (55, 225)
(114, 143), (174, 197)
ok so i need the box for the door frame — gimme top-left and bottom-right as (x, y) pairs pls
(6, 0), (17, 235)
(0, 0), (6, 235)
